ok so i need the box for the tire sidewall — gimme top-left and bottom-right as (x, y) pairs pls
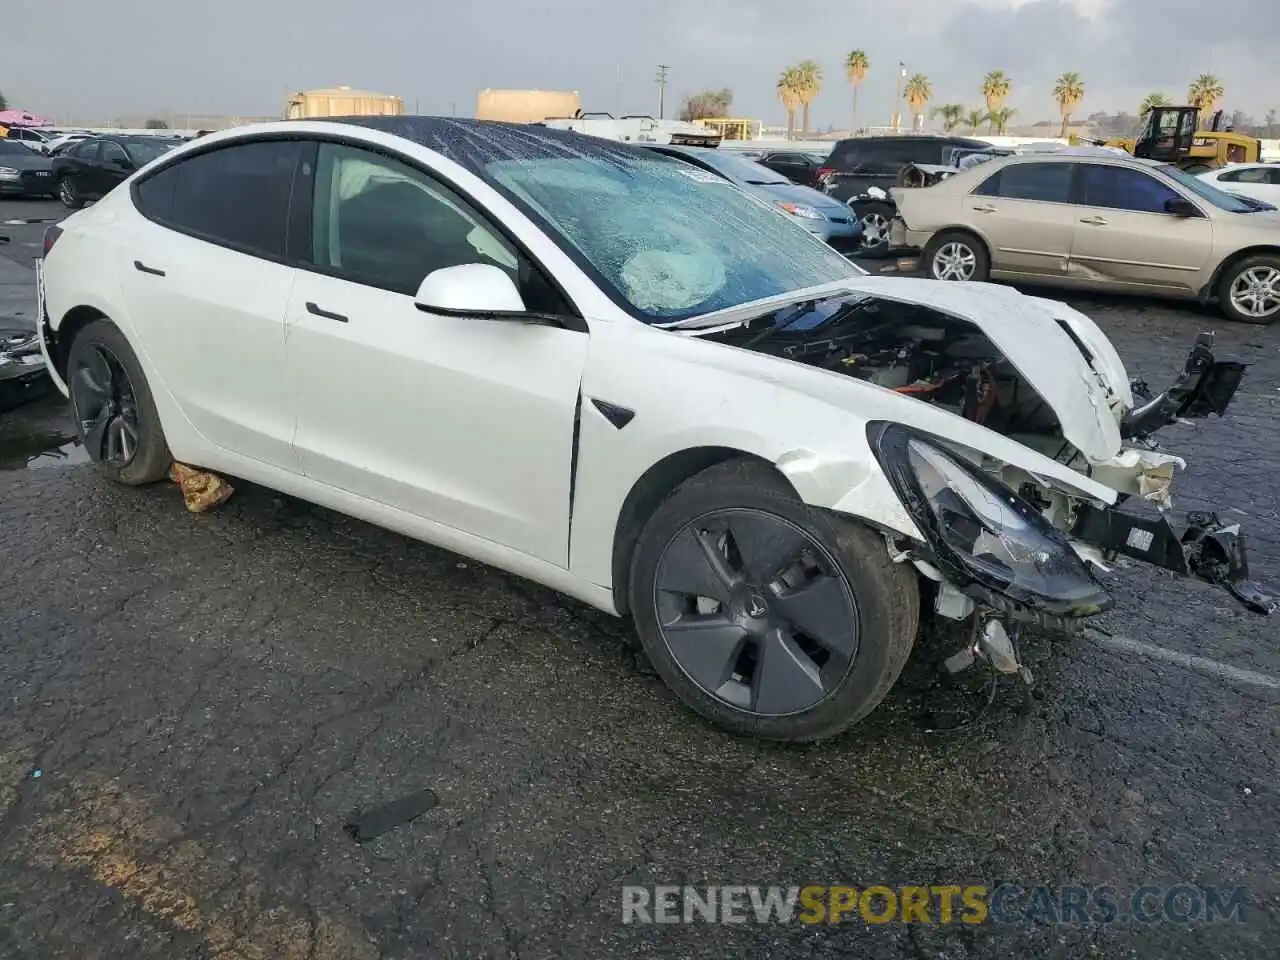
(58, 175), (82, 209)
(627, 464), (916, 741)
(1218, 255), (1280, 326)
(66, 318), (172, 485)
(851, 199), (895, 256)
(924, 230), (991, 282)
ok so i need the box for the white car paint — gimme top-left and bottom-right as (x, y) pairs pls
(40, 119), (1179, 621)
(1197, 163), (1280, 206)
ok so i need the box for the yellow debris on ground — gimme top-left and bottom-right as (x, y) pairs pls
(169, 462), (234, 513)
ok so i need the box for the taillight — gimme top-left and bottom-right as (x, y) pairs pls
(816, 166), (835, 182)
(41, 225), (62, 258)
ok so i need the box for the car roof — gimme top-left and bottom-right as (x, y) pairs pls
(321, 115), (657, 179)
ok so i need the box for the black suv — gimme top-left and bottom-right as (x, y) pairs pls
(819, 135), (993, 203)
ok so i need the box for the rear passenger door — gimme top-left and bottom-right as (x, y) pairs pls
(964, 161), (1077, 280)
(116, 138), (304, 470)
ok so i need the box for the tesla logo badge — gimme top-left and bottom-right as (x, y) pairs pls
(747, 595), (768, 618)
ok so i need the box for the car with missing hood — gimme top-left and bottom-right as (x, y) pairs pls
(35, 117), (1271, 742)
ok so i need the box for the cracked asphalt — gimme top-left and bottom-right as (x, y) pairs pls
(2, 198), (1278, 959)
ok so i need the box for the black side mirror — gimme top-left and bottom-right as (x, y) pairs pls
(1165, 197), (1198, 217)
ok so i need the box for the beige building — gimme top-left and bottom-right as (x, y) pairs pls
(285, 86), (404, 120)
(475, 89), (581, 123)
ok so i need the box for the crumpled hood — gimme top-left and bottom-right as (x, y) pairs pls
(820, 276), (1134, 463)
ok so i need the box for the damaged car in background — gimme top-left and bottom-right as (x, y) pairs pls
(36, 117), (1272, 743)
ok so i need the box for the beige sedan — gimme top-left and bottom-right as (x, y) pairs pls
(890, 153), (1280, 324)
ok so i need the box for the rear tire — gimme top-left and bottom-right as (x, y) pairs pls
(627, 458), (919, 742)
(1218, 254), (1280, 325)
(923, 230), (991, 282)
(58, 175), (84, 210)
(66, 318), (172, 485)
(850, 199), (895, 257)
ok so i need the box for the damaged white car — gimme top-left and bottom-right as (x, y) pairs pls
(36, 117), (1268, 742)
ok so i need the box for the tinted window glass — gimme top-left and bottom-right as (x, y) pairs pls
(898, 140), (943, 164)
(100, 142), (129, 164)
(155, 141), (301, 257)
(1219, 167), (1269, 184)
(134, 164), (178, 220)
(72, 140), (100, 160)
(1079, 164), (1181, 213)
(310, 143), (570, 314)
(974, 163), (1073, 202)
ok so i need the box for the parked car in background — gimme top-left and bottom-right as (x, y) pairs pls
(51, 135), (184, 208)
(37, 117), (1260, 740)
(640, 144), (864, 254)
(1196, 163), (1280, 207)
(818, 135), (998, 256)
(754, 150), (831, 189)
(1, 126), (56, 154)
(891, 152), (1280, 324)
(0, 139), (57, 198)
(46, 132), (96, 156)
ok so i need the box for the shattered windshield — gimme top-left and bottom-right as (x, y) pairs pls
(485, 155), (860, 322)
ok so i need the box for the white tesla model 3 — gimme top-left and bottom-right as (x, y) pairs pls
(35, 117), (1262, 741)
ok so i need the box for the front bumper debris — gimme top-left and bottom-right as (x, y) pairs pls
(1072, 504), (1275, 615)
(0, 325), (51, 412)
(1121, 332), (1246, 439)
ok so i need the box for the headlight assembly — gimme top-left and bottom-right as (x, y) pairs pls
(869, 423), (1111, 616)
(775, 201), (825, 220)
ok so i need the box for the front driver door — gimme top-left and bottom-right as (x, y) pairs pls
(1066, 163), (1214, 295)
(285, 141), (588, 567)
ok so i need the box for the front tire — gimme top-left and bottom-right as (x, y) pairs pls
(923, 230), (991, 282)
(58, 175), (84, 210)
(627, 458), (919, 742)
(67, 318), (172, 485)
(1218, 255), (1280, 325)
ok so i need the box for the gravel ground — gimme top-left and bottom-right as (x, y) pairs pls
(1, 198), (1278, 959)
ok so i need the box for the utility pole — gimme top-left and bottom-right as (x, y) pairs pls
(656, 64), (670, 119)
(892, 62), (907, 132)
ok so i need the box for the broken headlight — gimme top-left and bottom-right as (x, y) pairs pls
(870, 423), (1111, 615)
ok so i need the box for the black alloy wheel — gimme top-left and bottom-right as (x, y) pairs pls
(653, 508), (860, 716)
(71, 342), (141, 466)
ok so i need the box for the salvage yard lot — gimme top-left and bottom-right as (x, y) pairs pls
(1, 198), (1279, 958)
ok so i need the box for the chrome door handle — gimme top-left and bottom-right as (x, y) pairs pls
(1079, 215), (1108, 225)
(972, 204), (997, 213)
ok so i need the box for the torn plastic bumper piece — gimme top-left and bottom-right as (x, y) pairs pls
(1071, 503), (1276, 614)
(1121, 332), (1247, 440)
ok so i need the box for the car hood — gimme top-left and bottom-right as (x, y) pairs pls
(0, 151), (53, 172)
(676, 276), (1134, 465)
(746, 181), (851, 217)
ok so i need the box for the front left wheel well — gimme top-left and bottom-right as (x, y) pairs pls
(610, 447), (791, 616)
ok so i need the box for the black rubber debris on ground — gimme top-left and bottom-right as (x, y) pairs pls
(344, 788), (440, 843)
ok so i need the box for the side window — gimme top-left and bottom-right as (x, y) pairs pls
(1079, 165), (1182, 214)
(72, 140), (101, 161)
(972, 163), (1073, 203)
(309, 142), (571, 314)
(1219, 167), (1269, 184)
(100, 142), (129, 164)
(139, 140), (302, 258)
(900, 141), (943, 165)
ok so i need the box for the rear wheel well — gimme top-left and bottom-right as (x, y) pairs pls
(52, 306), (108, 380)
(1204, 246), (1280, 301)
(610, 447), (786, 616)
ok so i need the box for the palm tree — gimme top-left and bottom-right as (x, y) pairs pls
(931, 104), (965, 133)
(777, 68), (803, 140)
(981, 70), (1012, 114)
(965, 108), (990, 133)
(845, 50), (870, 132)
(796, 60), (823, 135)
(1188, 74), (1225, 118)
(987, 107), (1016, 135)
(1053, 72), (1085, 138)
(1139, 92), (1170, 117)
(904, 74), (932, 131)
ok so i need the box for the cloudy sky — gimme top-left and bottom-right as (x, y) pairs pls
(6, 0), (1278, 126)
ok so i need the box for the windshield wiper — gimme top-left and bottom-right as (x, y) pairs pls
(744, 179), (787, 186)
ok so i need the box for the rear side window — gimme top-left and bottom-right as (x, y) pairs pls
(973, 163), (1073, 203)
(898, 141), (943, 164)
(133, 140), (302, 259)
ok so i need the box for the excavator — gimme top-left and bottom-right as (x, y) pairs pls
(1069, 105), (1262, 173)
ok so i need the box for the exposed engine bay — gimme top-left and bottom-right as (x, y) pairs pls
(705, 293), (1067, 455)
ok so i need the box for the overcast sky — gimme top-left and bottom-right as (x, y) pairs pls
(6, 0), (1279, 126)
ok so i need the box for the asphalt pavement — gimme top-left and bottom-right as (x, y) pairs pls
(1, 197), (1278, 959)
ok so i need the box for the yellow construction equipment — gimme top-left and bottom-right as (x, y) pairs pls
(1070, 106), (1261, 173)
(696, 117), (761, 141)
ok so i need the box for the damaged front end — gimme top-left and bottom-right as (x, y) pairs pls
(703, 291), (1272, 665)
